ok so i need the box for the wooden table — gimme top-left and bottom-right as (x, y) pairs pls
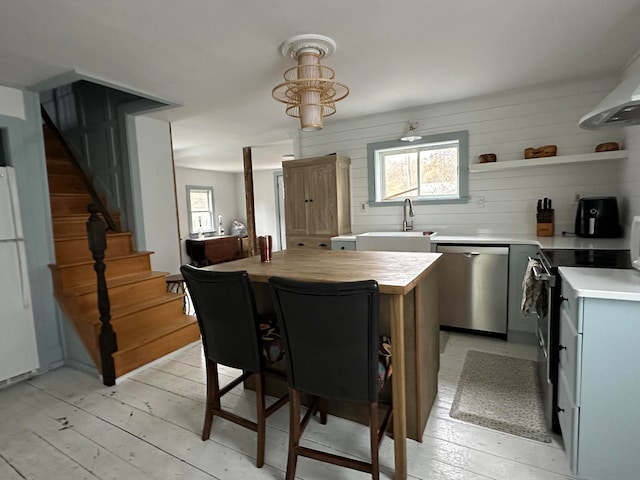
(205, 249), (442, 479)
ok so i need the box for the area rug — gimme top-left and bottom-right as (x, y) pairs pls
(439, 330), (449, 353)
(449, 350), (551, 443)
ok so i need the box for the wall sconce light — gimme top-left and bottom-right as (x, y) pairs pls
(400, 122), (422, 142)
(272, 34), (349, 132)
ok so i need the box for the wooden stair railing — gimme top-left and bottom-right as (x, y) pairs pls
(86, 204), (117, 386)
(40, 106), (119, 233)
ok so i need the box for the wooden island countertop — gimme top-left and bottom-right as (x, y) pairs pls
(204, 248), (440, 294)
(205, 248), (442, 480)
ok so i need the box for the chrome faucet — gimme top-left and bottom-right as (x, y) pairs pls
(402, 198), (415, 231)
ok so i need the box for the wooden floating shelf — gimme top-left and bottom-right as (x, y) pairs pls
(468, 150), (628, 173)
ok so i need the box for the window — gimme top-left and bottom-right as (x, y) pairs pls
(186, 186), (214, 234)
(367, 130), (468, 205)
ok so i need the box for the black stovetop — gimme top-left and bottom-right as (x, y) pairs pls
(540, 249), (632, 270)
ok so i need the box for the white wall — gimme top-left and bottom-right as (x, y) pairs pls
(174, 167), (240, 262)
(621, 125), (640, 228)
(133, 116), (182, 274)
(233, 169), (282, 250)
(298, 77), (626, 236)
(0, 85), (25, 120)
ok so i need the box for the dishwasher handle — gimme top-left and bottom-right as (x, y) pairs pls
(463, 251), (481, 257)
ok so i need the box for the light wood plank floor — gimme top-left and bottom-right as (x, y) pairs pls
(0, 332), (578, 479)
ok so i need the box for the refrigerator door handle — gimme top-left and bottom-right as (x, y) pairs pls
(16, 241), (31, 309)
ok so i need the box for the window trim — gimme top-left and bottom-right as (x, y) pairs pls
(186, 185), (215, 235)
(367, 130), (469, 206)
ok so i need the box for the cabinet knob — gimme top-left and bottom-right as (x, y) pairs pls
(560, 295), (568, 303)
(308, 198), (313, 202)
(558, 344), (567, 351)
(296, 243), (304, 247)
(304, 199), (309, 203)
(318, 243), (328, 248)
(556, 406), (565, 413)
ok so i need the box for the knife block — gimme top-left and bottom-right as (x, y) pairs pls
(536, 209), (554, 237)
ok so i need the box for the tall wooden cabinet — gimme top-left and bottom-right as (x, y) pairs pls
(283, 154), (351, 250)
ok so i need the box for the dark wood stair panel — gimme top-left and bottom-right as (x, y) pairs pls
(50, 193), (106, 216)
(113, 318), (201, 377)
(69, 271), (170, 316)
(51, 252), (153, 290)
(55, 232), (134, 264)
(52, 213), (121, 238)
(48, 173), (86, 194)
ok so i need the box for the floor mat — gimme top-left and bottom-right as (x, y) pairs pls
(449, 350), (551, 443)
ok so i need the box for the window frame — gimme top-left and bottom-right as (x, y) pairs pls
(367, 130), (469, 206)
(186, 185), (215, 235)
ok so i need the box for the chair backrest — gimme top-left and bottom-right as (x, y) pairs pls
(180, 265), (263, 372)
(269, 276), (380, 403)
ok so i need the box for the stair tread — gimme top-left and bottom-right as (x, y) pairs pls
(114, 314), (199, 352)
(54, 231), (131, 243)
(60, 270), (170, 296)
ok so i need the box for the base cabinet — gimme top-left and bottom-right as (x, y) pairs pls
(557, 274), (640, 480)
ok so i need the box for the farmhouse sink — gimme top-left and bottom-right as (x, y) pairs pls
(355, 231), (437, 252)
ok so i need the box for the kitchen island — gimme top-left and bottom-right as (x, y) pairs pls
(204, 248), (442, 479)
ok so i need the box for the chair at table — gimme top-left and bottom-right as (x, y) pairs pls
(268, 276), (393, 480)
(180, 265), (288, 468)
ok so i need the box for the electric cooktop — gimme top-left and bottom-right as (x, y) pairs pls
(540, 249), (633, 269)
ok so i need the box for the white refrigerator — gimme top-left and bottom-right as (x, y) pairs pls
(0, 166), (39, 383)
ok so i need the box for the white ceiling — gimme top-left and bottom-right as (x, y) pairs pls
(2, 0), (640, 172)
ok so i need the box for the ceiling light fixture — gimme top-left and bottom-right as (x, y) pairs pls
(400, 122), (422, 142)
(272, 34), (349, 132)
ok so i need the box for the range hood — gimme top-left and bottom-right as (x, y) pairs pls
(579, 54), (640, 129)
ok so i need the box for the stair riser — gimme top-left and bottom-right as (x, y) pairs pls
(53, 254), (152, 290)
(48, 174), (86, 194)
(46, 157), (76, 175)
(111, 298), (186, 338)
(113, 322), (201, 377)
(50, 194), (100, 216)
(53, 215), (121, 238)
(55, 233), (134, 264)
(77, 297), (185, 351)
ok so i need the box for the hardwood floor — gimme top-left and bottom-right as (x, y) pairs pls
(0, 332), (578, 479)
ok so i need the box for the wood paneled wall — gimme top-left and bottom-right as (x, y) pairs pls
(298, 77), (628, 236)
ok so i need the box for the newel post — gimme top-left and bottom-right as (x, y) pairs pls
(86, 204), (117, 386)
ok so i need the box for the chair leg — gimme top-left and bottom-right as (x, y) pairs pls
(202, 360), (220, 441)
(370, 402), (379, 480)
(318, 397), (328, 425)
(286, 388), (301, 480)
(255, 372), (266, 468)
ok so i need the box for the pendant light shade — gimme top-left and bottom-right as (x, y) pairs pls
(400, 122), (422, 142)
(272, 34), (349, 131)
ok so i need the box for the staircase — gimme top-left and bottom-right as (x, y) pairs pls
(44, 125), (200, 380)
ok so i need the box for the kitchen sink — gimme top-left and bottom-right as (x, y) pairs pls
(355, 231), (437, 252)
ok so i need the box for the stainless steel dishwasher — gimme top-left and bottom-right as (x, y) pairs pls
(435, 244), (509, 336)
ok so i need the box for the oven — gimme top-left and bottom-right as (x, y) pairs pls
(533, 248), (633, 434)
(529, 253), (559, 432)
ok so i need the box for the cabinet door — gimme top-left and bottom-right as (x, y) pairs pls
(306, 163), (337, 235)
(283, 166), (309, 235)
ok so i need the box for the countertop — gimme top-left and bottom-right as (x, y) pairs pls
(332, 233), (629, 250)
(205, 248), (442, 295)
(559, 267), (640, 302)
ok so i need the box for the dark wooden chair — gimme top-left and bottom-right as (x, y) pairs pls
(180, 265), (288, 468)
(268, 277), (393, 480)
